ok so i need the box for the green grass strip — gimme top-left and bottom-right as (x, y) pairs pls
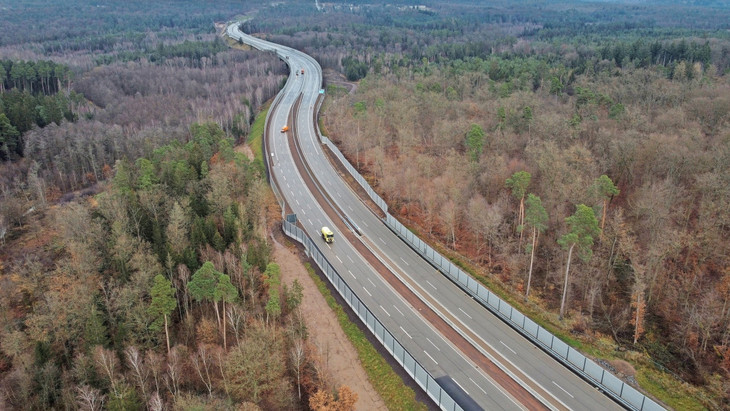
(247, 101), (270, 171)
(304, 262), (427, 411)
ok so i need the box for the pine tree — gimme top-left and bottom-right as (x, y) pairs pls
(521, 194), (548, 298)
(557, 204), (600, 319)
(148, 274), (177, 354)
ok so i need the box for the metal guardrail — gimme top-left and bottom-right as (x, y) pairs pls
(319, 113), (665, 411)
(282, 220), (463, 411)
(320, 136), (388, 213)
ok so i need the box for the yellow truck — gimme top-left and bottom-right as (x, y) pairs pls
(321, 226), (334, 243)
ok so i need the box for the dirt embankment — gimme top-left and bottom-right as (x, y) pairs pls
(273, 238), (385, 410)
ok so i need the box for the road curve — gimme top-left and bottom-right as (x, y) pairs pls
(226, 21), (623, 411)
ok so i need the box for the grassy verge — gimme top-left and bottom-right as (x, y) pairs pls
(304, 262), (427, 411)
(247, 101), (270, 171)
(635, 364), (705, 410)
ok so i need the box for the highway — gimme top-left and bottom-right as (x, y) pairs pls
(226, 22), (623, 411)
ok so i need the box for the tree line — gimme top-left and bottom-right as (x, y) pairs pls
(0, 59), (71, 95)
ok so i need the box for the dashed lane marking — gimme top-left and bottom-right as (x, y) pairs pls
(400, 326), (412, 339)
(500, 340), (517, 355)
(423, 350), (438, 365)
(469, 377), (487, 395)
(453, 378), (469, 395)
(552, 381), (574, 398)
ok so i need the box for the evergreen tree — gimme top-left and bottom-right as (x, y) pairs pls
(214, 274), (238, 349)
(521, 194), (547, 298)
(465, 123), (485, 163)
(148, 274), (177, 354)
(557, 204), (600, 319)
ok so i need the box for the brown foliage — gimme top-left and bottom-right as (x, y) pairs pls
(309, 386), (358, 411)
(323, 62), (730, 391)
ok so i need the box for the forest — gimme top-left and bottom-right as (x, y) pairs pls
(2, 0), (730, 409)
(0, 0), (365, 409)
(246, 0), (730, 409)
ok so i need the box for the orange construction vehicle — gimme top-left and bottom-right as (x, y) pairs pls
(281, 125), (289, 133)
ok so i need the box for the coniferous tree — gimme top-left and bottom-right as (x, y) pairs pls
(557, 204), (600, 320)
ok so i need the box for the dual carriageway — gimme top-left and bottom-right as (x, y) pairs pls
(226, 22), (640, 411)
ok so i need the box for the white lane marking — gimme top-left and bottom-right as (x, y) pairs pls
(347, 255), (354, 263)
(426, 280), (437, 290)
(363, 287), (372, 297)
(400, 257), (410, 266)
(379, 237), (386, 244)
(469, 377), (487, 395)
(295, 199), (300, 205)
(552, 381), (574, 398)
(453, 378), (469, 395)
(426, 337), (440, 351)
(326, 243), (332, 250)
(348, 270), (356, 279)
(393, 305), (404, 316)
(458, 307), (472, 319)
(348, 205), (353, 211)
(301, 209), (306, 215)
(308, 219), (312, 226)
(287, 182), (290, 188)
(423, 350), (438, 365)
(362, 220), (368, 227)
(500, 340), (517, 355)
(336, 255), (343, 264)
(400, 326), (412, 339)
(380, 305), (390, 317)
(337, 192), (342, 197)
(290, 190), (294, 196)
(367, 278), (376, 288)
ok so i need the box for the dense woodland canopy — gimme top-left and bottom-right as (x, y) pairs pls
(2, 0), (730, 409)
(0, 0), (356, 409)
